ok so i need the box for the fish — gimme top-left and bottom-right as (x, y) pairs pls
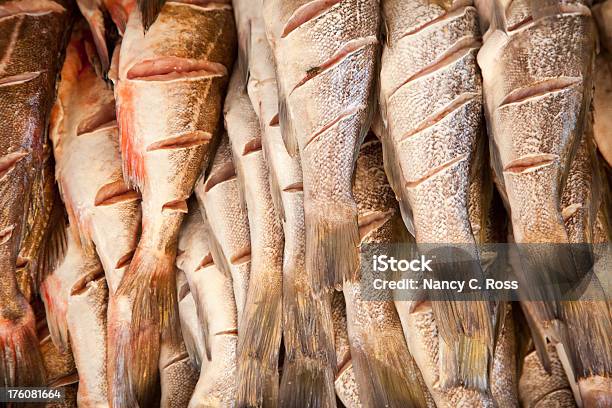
(176, 206), (239, 408)
(594, 0), (612, 52)
(49, 23), (141, 297)
(233, 0), (337, 405)
(343, 136), (431, 407)
(477, 0), (596, 330)
(224, 68), (285, 407)
(592, 42), (612, 167)
(0, 0), (72, 388)
(519, 343), (577, 408)
(176, 270), (206, 369)
(379, 0), (493, 392)
(194, 135), (251, 327)
(263, 0), (380, 290)
(331, 291), (360, 408)
(109, 2), (235, 405)
(159, 333), (199, 408)
(490, 303), (518, 408)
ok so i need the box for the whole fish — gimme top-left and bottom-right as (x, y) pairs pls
(176, 270), (206, 369)
(379, 0), (493, 392)
(263, 0), (380, 290)
(477, 0), (596, 329)
(110, 2), (235, 405)
(40, 225), (109, 408)
(224, 69), (284, 407)
(343, 137), (430, 407)
(233, 0), (337, 405)
(519, 343), (577, 408)
(176, 206), (238, 408)
(0, 0), (71, 387)
(50, 23), (141, 296)
(194, 135), (250, 327)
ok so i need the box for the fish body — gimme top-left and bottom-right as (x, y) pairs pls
(176, 271), (206, 369)
(343, 137), (430, 407)
(379, 0), (493, 392)
(263, 0), (380, 290)
(224, 69), (284, 407)
(50, 24), (141, 296)
(233, 0), (338, 405)
(593, 50), (612, 167)
(110, 3), (235, 405)
(159, 333), (199, 408)
(0, 0), (72, 387)
(195, 135), (251, 327)
(176, 207), (238, 408)
(331, 291), (360, 408)
(490, 304), (518, 408)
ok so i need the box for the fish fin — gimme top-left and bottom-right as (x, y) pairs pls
(520, 302), (553, 373)
(489, 0), (507, 33)
(428, 249), (493, 391)
(0, 303), (46, 387)
(560, 301), (612, 381)
(36, 189), (68, 288)
(278, 86), (299, 157)
(113, 245), (178, 407)
(191, 285), (211, 362)
(179, 306), (202, 368)
(39, 279), (70, 352)
(280, 286), (336, 408)
(138, 0), (166, 31)
(236, 283), (282, 407)
(305, 203), (360, 290)
(348, 328), (430, 408)
(237, 18), (252, 89)
(267, 163), (287, 223)
(76, 0), (110, 73)
(198, 208), (232, 279)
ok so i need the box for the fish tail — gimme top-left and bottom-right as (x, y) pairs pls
(111, 245), (178, 407)
(0, 301), (46, 387)
(280, 289), (336, 408)
(236, 286), (282, 407)
(305, 202), (360, 291)
(349, 333), (430, 408)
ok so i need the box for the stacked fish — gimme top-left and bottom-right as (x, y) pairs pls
(0, 0), (610, 407)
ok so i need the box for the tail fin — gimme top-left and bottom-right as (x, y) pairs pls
(235, 286), (282, 407)
(305, 202), (360, 291)
(110, 245), (178, 407)
(279, 289), (336, 408)
(0, 301), (46, 387)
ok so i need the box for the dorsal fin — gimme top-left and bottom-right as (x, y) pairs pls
(138, 0), (165, 31)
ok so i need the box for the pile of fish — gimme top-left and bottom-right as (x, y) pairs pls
(0, 0), (610, 407)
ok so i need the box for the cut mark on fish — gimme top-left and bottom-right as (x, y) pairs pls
(305, 105), (362, 149)
(498, 77), (582, 107)
(146, 131), (212, 151)
(409, 300), (432, 314)
(242, 138), (263, 156)
(291, 36), (378, 93)
(562, 203), (582, 221)
(127, 57), (227, 81)
(0, 0), (65, 19)
(503, 154), (558, 174)
(389, 37), (481, 99)
(178, 281), (190, 301)
(281, 0), (342, 38)
(70, 266), (105, 296)
(400, 92), (479, 141)
(162, 199), (189, 214)
(0, 71), (43, 87)
(94, 180), (140, 206)
(399, 5), (472, 39)
(405, 153), (469, 188)
(162, 351), (190, 369)
(76, 103), (117, 135)
(269, 113), (280, 127)
(283, 182), (303, 193)
(358, 210), (394, 240)
(230, 246), (251, 265)
(0, 225), (15, 245)
(214, 329), (238, 336)
(0, 151), (29, 180)
(204, 162), (236, 192)
(335, 356), (352, 380)
(507, 15), (533, 31)
(116, 250), (136, 269)
(195, 253), (214, 271)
